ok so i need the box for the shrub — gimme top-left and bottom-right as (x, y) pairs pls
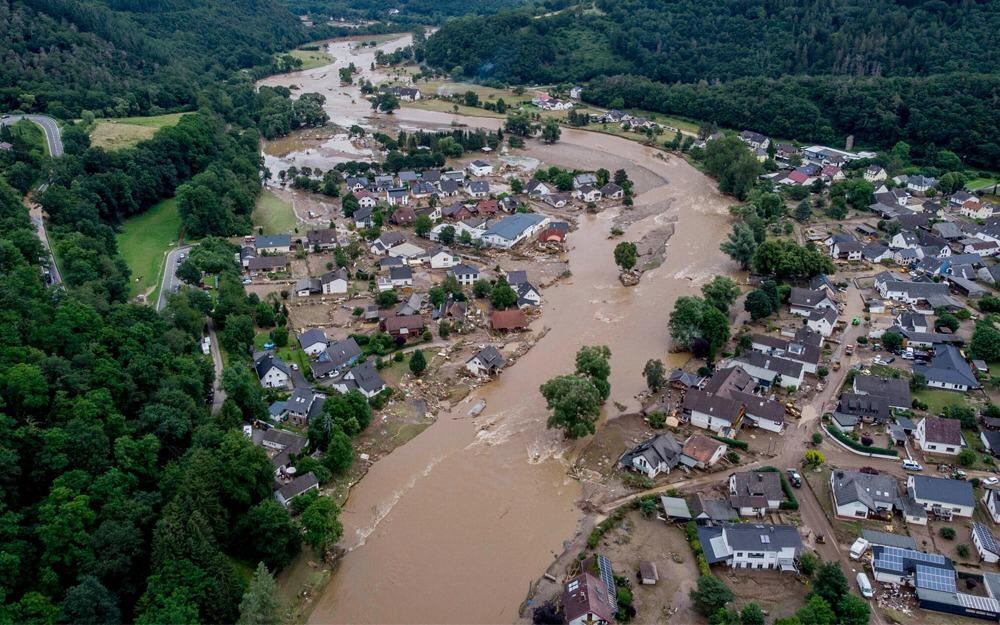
(817, 366), (829, 377)
(940, 527), (957, 540)
(811, 432), (823, 445)
(712, 435), (748, 450)
(857, 336), (868, 344)
(648, 411), (667, 429)
(799, 551), (820, 577)
(958, 449), (977, 467)
(957, 544), (971, 558)
(828, 424), (899, 456)
(725, 451), (739, 463)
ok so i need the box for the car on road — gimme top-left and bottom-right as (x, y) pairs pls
(786, 469), (802, 487)
(983, 477), (999, 487)
(242, 277), (252, 285)
(902, 459), (923, 471)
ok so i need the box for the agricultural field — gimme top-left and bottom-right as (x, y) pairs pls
(116, 197), (182, 300)
(90, 113), (187, 150)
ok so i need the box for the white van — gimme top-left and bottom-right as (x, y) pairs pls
(857, 572), (874, 599)
(849, 538), (870, 560)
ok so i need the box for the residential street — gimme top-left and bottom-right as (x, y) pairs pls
(155, 244), (192, 311)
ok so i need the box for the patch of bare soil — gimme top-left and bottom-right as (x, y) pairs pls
(723, 570), (809, 621)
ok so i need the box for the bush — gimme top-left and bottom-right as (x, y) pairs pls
(648, 411), (667, 429)
(811, 432), (823, 445)
(957, 544), (971, 558)
(799, 551), (820, 577)
(912, 399), (929, 411)
(940, 527), (957, 540)
(828, 424), (899, 456)
(958, 449), (977, 467)
(817, 366), (829, 377)
(856, 336), (868, 344)
(725, 450), (739, 463)
(712, 435), (748, 450)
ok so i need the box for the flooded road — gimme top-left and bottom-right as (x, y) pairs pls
(259, 36), (735, 624)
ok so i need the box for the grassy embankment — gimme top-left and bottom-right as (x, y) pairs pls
(90, 113), (186, 150)
(253, 189), (298, 233)
(289, 47), (334, 70)
(116, 197), (182, 301)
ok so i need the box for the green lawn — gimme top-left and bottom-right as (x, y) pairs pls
(252, 190), (298, 234)
(913, 388), (968, 415)
(289, 47), (333, 70)
(254, 332), (310, 373)
(966, 177), (999, 191)
(91, 113), (186, 150)
(116, 197), (182, 300)
(9, 119), (47, 156)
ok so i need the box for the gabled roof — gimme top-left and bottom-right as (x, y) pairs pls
(837, 393), (892, 422)
(731, 471), (785, 502)
(789, 287), (833, 308)
(619, 433), (682, 471)
(703, 366), (755, 397)
(682, 390), (744, 422)
(913, 345), (980, 389)
(277, 472), (318, 501)
(832, 469), (899, 511)
(682, 434), (726, 464)
(450, 263), (479, 277)
(920, 416), (963, 446)
(733, 351), (803, 379)
(730, 391), (785, 424)
(853, 374), (912, 407)
(297, 328), (327, 348)
(255, 234), (291, 249)
(483, 213), (547, 241)
(469, 345), (504, 369)
(910, 475), (974, 508)
(254, 352), (289, 379)
(342, 360), (386, 394)
(562, 573), (615, 625)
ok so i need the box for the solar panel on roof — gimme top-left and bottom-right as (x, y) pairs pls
(974, 523), (1000, 555)
(915, 564), (957, 593)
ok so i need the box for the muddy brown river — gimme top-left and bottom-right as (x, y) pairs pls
(260, 35), (735, 624)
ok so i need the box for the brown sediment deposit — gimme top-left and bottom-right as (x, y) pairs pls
(258, 33), (738, 624)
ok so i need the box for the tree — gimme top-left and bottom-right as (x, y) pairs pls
(409, 350), (427, 376)
(341, 193), (359, 218)
(720, 222), (758, 269)
(541, 119), (561, 144)
(795, 199), (812, 222)
(881, 331), (904, 352)
(237, 563), (280, 625)
(740, 603), (765, 625)
(613, 241), (638, 271)
(575, 345), (612, 401)
(811, 562), (849, 609)
(935, 312), (960, 332)
(323, 426), (354, 474)
(744, 290), (774, 320)
(372, 92), (399, 113)
(710, 608), (741, 625)
(702, 276), (740, 313)
(804, 449), (824, 469)
(472, 279), (492, 298)
(796, 596), (836, 625)
(490, 279), (518, 310)
(643, 359), (666, 392)
(690, 575), (733, 616)
(970, 321), (1000, 362)
(238, 500), (301, 570)
(505, 113), (534, 137)
(414, 215), (433, 237)
(596, 168), (611, 187)
(752, 239), (835, 280)
(669, 296), (705, 348)
(700, 306), (731, 360)
(62, 576), (121, 625)
(299, 497), (343, 554)
(910, 372), (927, 391)
(798, 551), (820, 577)
(540, 375), (602, 439)
(438, 225), (456, 245)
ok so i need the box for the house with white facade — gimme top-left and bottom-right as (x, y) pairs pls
(697, 524), (802, 572)
(297, 329), (328, 357)
(481, 213), (550, 249)
(618, 433), (683, 478)
(864, 166), (888, 183)
(913, 345), (980, 392)
(807, 307), (838, 337)
(830, 469), (899, 519)
(907, 475), (975, 519)
(466, 160), (493, 177)
(681, 390), (744, 435)
(428, 247), (460, 269)
(731, 352), (805, 389)
(788, 287), (838, 317)
(729, 471), (787, 515)
(449, 264), (480, 286)
(973, 523), (1000, 564)
(254, 352), (291, 388)
(320, 268), (349, 295)
(916, 416), (963, 455)
(465, 345), (505, 377)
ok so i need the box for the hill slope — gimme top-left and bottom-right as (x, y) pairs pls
(0, 0), (305, 116)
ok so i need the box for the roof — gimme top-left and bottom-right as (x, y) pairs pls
(668, 369), (704, 388)
(913, 345), (980, 389)
(730, 391), (784, 424)
(466, 180), (489, 193)
(342, 360), (386, 394)
(469, 345), (504, 369)
(837, 393), (892, 422)
(255, 234), (291, 249)
(277, 472), (318, 501)
(562, 573), (615, 625)
(490, 309), (528, 331)
(659, 495), (692, 519)
(809, 307), (838, 325)
(789, 287), (833, 308)
(383, 315), (424, 333)
(312, 338), (362, 377)
(682, 389), (744, 422)
(687, 494), (738, 522)
(297, 328), (327, 348)
(450, 263), (479, 276)
(703, 366), (755, 396)
(982, 430), (1000, 452)
(831, 469), (899, 511)
(920, 416), (963, 446)
(254, 352), (289, 378)
(483, 213), (547, 241)
(731, 471), (786, 502)
(321, 267), (349, 284)
(248, 256), (288, 271)
(862, 529), (917, 550)
(853, 375), (912, 407)
(619, 433), (682, 470)
(974, 523), (1000, 556)
(733, 351), (803, 379)
(682, 435), (726, 464)
(697, 524), (802, 563)
(910, 475), (975, 508)
(389, 266), (412, 281)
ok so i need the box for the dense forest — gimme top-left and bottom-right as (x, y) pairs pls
(0, 0), (306, 117)
(423, 0), (1000, 166)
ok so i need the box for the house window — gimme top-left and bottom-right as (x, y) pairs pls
(945, 447), (955, 453)
(748, 552), (766, 559)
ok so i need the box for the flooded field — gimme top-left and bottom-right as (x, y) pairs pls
(259, 34), (736, 624)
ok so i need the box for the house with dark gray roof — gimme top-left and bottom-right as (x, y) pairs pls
(618, 433), (683, 478)
(750, 333), (821, 374)
(696, 524), (802, 571)
(255, 234), (292, 253)
(853, 375), (911, 409)
(731, 351), (804, 389)
(862, 529), (917, 550)
(729, 391), (785, 433)
(330, 360), (386, 398)
(274, 472), (319, 507)
(688, 494), (738, 524)
(254, 352), (291, 388)
(834, 393), (892, 430)
(729, 471), (786, 515)
(466, 346), (505, 377)
(682, 390), (745, 435)
(788, 287), (838, 316)
(914, 345), (980, 392)
(311, 338), (362, 379)
(908, 475), (975, 518)
(284, 388), (326, 427)
(297, 328), (328, 356)
(830, 469), (900, 519)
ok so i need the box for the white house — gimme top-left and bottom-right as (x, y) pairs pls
(830, 469), (899, 519)
(963, 203), (995, 220)
(732, 392), (785, 433)
(331, 361), (387, 399)
(788, 287), (838, 317)
(983, 489), (1000, 524)
(389, 266), (413, 287)
(731, 352), (805, 389)
(481, 213), (550, 249)
(254, 352), (291, 388)
(682, 390), (744, 434)
(864, 166), (888, 183)
(466, 160), (493, 177)
(428, 247), (460, 269)
(573, 184), (602, 203)
(449, 264), (480, 286)
(355, 191), (379, 209)
(972, 523), (1000, 564)
(697, 524), (802, 572)
(806, 308), (838, 337)
(466, 345), (505, 377)
(729, 471), (786, 515)
(297, 329), (328, 357)
(916, 416), (962, 455)
(680, 435), (727, 469)
(387, 242), (427, 265)
(618, 433), (683, 478)
(321, 268), (349, 295)
(255, 234), (292, 254)
(907, 475), (975, 519)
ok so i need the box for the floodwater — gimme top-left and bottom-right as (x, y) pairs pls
(259, 35), (735, 624)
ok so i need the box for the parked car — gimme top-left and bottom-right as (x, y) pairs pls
(983, 477), (999, 487)
(902, 459), (923, 471)
(786, 469), (802, 488)
(850, 538), (871, 560)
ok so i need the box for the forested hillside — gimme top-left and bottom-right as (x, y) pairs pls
(282, 0), (528, 22)
(423, 0), (1000, 166)
(0, 0), (306, 117)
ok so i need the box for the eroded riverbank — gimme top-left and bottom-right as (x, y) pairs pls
(258, 34), (736, 624)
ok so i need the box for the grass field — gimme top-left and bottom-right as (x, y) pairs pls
(117, 197), (182, 300)
(913, 388), (968, 415)
(289, 47), (333, 70)
(9, 120), (48, 156)
(966, 177), (999, 191)
(91, 113), (186, 150)
(253, 190), (298, 234)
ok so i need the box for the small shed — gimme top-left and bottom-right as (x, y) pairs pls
(660, 496), (692, 520)
(639, 561), (659, 585)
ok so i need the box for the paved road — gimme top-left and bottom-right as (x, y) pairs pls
(207, 318), (227, 414)
(0, 113), (64, 156)
(156, 244), (192, 311)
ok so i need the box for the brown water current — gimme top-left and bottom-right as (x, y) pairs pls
(259, 35), (736, 624)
